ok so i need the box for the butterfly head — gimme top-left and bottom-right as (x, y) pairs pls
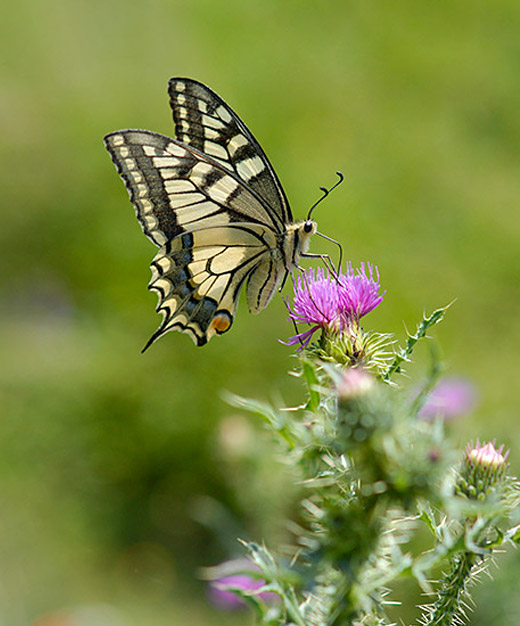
(293, 218), (317, 257)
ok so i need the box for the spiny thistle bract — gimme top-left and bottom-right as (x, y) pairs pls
(211, 263), (520, 625)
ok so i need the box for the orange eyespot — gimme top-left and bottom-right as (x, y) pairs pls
(211, 311), (232, 334)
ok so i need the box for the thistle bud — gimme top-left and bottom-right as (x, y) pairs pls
(337, 367), (375, 401)
(456, 439), (509, 500)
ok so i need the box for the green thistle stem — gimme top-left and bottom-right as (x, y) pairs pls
(383, 306), (449, 381)
(421, 551), (477, 626)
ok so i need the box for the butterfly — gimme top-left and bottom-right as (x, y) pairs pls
(104, 78), (339, 348)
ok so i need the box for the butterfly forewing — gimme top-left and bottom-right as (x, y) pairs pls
(104, 128), (287, 346)
(104, 129), (286, 235)
(168, 78), (293, 228)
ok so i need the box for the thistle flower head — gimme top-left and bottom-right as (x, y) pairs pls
(285, 263), (384, 349)
(285, 267), (341, 348)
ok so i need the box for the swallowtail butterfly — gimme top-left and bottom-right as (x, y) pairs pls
(104, 78), (324, 348)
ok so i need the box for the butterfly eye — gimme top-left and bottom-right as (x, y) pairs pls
(304, 221), (314, 234)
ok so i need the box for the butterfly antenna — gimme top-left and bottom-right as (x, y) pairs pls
(307, 171), (344, 221)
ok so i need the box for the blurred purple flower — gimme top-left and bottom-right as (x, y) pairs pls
(418, 378), (477, 421)
(207, 559), (277, 610)
(284, 263), (384, 349)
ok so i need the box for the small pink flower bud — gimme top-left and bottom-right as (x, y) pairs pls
(337, 368), (374, 400)
(467, 440), (508, 469)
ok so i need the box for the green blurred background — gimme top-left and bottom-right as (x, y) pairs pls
(2, 1), (520, 624)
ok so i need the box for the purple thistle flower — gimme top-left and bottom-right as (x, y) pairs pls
(284, 263), (384, 349)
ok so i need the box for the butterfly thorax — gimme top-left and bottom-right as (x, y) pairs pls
(283, 219), (317, 271)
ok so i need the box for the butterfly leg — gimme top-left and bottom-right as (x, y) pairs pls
(315, 230), (343, 272)
(280, 293), (305, 348)
(301, 252), (340, 281)
(278, 269), (290, 293)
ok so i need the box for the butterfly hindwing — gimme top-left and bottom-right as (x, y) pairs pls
(168, 78), (293, 228)
(147, 225), (281, 347)
(104, 128), (286, 346)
